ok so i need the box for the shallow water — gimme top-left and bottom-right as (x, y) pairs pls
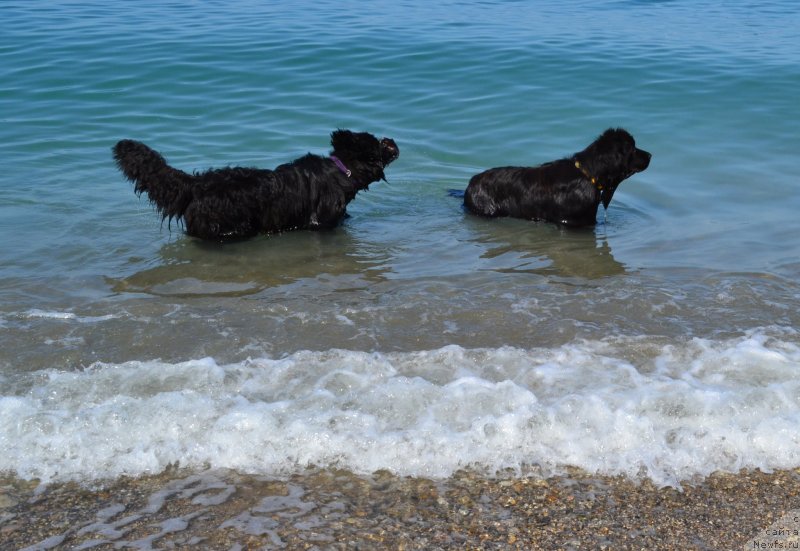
(1, 0), (800, 488)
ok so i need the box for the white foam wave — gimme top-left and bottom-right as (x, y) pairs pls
(25, 309), (78, 320)
(2, 327), (799, 487)
(23, 309), (119, 323)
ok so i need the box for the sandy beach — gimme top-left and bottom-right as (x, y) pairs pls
(2, 467), (799, 550)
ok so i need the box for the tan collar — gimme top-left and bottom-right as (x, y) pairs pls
(574, 160), (603, 191)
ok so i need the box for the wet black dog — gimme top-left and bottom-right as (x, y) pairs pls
(464, 128), (651, 227)
(113, 130), (399, 240)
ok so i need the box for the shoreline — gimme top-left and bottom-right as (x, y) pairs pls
(2, 467), (799, 549)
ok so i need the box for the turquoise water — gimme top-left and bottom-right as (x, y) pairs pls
(2, 1), (800, 487)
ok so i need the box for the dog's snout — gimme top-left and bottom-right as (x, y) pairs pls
(381, 137), (400, 162)
(636, 148), (652, 170)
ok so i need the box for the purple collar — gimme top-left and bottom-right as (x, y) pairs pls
(330, 155), (351, 177)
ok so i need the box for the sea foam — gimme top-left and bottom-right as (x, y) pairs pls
(2, 327), (799, 487)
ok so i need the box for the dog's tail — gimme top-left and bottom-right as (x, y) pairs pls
(113, 139), (194, 221)
(446, 188), (465, 199)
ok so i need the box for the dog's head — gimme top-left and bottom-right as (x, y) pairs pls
(330, 129), (399, 186)
(578, 128), (651, 209)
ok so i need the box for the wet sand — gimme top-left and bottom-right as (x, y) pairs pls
(1, 467), (799, 550)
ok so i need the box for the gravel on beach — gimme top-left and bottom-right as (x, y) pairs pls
(1, 467), (799, 550)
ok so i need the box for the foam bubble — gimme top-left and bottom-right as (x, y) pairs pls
(23, 309), (119, 323)
(2, 327), (799, 487)
(25, 310), (78, 320)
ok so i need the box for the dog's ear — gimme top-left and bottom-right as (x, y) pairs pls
(330, 129), (356, 153)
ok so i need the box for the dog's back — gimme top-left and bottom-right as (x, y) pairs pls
(464, 166), (528, 218)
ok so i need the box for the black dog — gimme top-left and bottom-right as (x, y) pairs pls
(113, 130), (399, 240)
(464, 128), (651, 227)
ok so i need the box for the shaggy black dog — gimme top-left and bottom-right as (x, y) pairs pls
(113, 130), (399, 240)
(464, 128), (651, 227)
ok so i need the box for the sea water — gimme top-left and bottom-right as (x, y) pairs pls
(1, 0), (799, 488)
